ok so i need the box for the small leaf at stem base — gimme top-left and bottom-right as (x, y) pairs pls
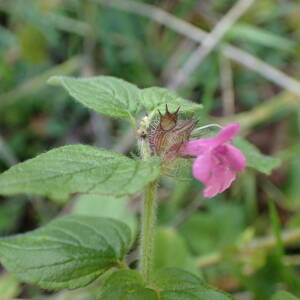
(98, 268), (234, 300)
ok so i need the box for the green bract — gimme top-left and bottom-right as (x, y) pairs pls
(0, 145), (160, 201)
(99, 268), (234, 300)
(0, 216), (132, 290)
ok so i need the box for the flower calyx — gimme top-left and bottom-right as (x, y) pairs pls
(148, 105), (197, 162)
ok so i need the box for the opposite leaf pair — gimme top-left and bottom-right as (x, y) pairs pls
(0, 215), (234, 300)
(100, 268), (234, 300)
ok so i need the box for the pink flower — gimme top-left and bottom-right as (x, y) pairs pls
(183, 123), (246, 198)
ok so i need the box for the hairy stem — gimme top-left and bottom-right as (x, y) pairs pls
(140, 179), (158, 282)
(138, 116), (160, 282)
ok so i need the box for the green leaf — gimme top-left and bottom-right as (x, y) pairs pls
(0, 145), (160, 201)
(271, 291), (300, 300)
(179, 203), (245, 255)
(98, 270), (158, 300)
(99, 268), (233, 300)
(140, 87), (202, 114)
(0, 26), (18, 51)
(52, 286), (99, 300)
(0, 273), (21, 299)
(269, 202), (284, 259)
(244, 254), (300, 300)
(152, 268), (234, 300)
(283, 157), (300, 210)
(19, 25), (49, 63)
(73, 194), (137, 235)
(228, 23), (295, 52)
(154, 227), (198, 274)
(233, 137), (281, 175)
(0, 198), (25, 235)
(0, 216), (132, 290)
(48, 76), (141, 119)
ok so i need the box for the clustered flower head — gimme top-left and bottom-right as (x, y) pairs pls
(146, 106), (246, 198)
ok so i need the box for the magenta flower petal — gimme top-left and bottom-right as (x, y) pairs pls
(186, 122), (246, 198)
(213, 123), (240, 146)
(192, 152), (213, 184)
(183, 123), (241, 156)
(224, 144), (246, 171)
(203, 166), (236, 198)
(184, 139), (207, 156)
(192, 153), (237, 198)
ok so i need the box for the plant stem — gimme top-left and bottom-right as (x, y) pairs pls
(140, 179), (158, 282)
(138, 118), (159, 282)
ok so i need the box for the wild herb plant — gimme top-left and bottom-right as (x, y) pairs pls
(0, 76), (281, 299)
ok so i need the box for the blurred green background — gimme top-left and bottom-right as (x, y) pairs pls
(1, 0), (300, 299)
